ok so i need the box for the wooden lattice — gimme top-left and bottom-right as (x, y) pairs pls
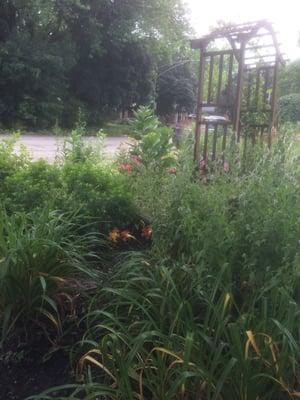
(191, 20), (286, 164)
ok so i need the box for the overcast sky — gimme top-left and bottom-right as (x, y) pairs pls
(186, 0), (300, 60)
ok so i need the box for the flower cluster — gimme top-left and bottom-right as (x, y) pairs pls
(141, 226), (152, 239)
(119, 163), (133, 174)
(119, 155), (142, 175)
(108, 225), (152, 243)
(108, 228), (134, 242)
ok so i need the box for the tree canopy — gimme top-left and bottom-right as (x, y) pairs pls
(279, 59), (300, 97)
(0, 0), (194, 128)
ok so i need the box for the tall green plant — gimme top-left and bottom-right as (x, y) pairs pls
(125, 107), (177, 169)
(0, 207), (98, 346)
(30, 256), (300, 399)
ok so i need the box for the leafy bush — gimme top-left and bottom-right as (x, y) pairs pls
(278, 93), (300, 123)
(121, 107), (177, 170)
(0, 132), (139, 235)
(0, 207), (97, 346)
(0, 134), (29, 185)
(128, 106), (160, 140)
(61, 160), (138, 232)
(3, 160), (63, 212)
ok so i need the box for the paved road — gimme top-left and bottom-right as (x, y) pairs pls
(0, 134), (131, 162)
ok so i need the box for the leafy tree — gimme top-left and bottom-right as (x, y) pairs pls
(277, 93), (300, 123)
(0, 0), (75, 127)
(0, 0), (192, 128)
(278, 60), (300, 97)
(156, 57), (196, 115)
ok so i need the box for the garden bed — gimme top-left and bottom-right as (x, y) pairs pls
(0, 113), (299, 400)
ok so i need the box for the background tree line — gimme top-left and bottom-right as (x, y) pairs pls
(277, 33), (300, 124)
(0, 0), (197, 129)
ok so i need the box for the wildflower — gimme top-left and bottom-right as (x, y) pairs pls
(130, 155), (141, 165)
(223, 161), (230, 173)
(167, 167), (177, 174)
(119, 163), (133, 174)
(108, 228), (120, 242)
(141, 226), (152, 239)
(199, 159), (206, 175)
(120, 229), (134, 241)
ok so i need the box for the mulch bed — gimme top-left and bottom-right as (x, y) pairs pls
(0, 338), (72, 400)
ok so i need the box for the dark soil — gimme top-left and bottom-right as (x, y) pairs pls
(0, 279), (100, 400)
(0, 337), (73, 400)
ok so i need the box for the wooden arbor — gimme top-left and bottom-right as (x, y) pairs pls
(191, 20), (285, 164)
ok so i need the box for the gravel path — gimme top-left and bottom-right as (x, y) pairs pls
(0, 134), (131, 162)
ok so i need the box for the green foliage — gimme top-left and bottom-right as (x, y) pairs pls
(61, 161), (137, 231)
(3, 160), (63, 212)
(0, 133), (138, 234)
(127, 135), (300, 294)
(279, 60), (300, 96)
(157, 57), (197, 115)
(3, 119), (300, 399)
(277, 93), (300, 123)
(129, 106), (160, 140)
(32, 255), (300, 400)
(125, 107), (177, 169)
(30, 135), (300, 400)
(0, 0), (192, 128)
(0, 134), (29, 184)
(0, 207), (97, 346)
(134, 126), (176, 168)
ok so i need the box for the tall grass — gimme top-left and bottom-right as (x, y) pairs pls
(0, 207), (99, 346)
(130, 135), (300, 284)
(30, 255), (300, 399)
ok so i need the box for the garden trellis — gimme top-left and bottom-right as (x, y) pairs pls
(191, 20), (286, 164)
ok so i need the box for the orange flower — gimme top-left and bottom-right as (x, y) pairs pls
(120, 229), (134, 241)
(141, 226), (152, 239)
(108, 228), (120, 242)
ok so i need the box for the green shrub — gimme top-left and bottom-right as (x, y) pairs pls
(277, 93), (300, 123)
(0, 132), (139, 235)
(61, 160), (138, 233)
(128, 106), (160, 140)
(3, 160), (63, 212)
(0, 134), (29, 186)
(124, 107), (177, 169)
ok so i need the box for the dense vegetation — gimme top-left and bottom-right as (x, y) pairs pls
(278, 59), (300, 124)
(0, 0), (196, 129)
(1, 1), (300, 397)
(0, 109), (299, 399)
(278, 93), (300, 124)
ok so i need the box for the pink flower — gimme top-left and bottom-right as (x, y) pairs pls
(119, 163), (133, 174)
(223, 161), (230, 173)
(167, 167), (177, 174)
(130, 155), (141, 165)
(199, 159), (206, 175)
